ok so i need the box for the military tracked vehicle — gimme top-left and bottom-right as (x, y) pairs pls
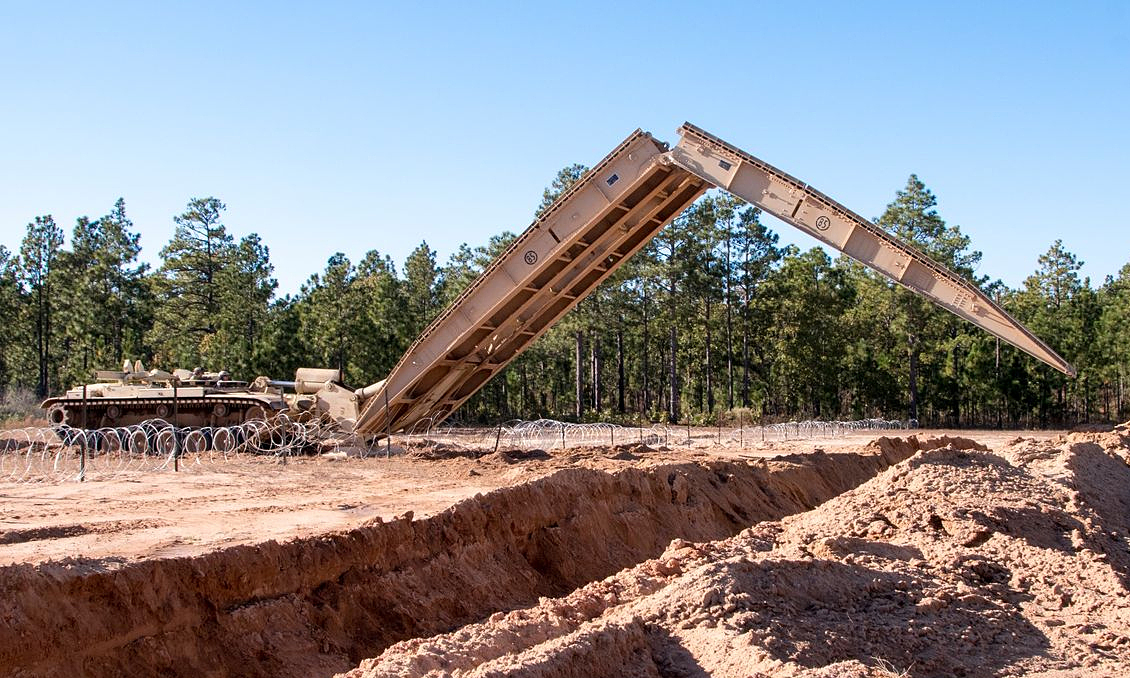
(43, 122), (1075, 438)
(42, 361), (344, 430)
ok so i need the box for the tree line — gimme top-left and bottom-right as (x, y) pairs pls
(1, 173), (1126, 428)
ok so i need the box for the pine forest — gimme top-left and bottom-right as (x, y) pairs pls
(1, 170), (1126, 429)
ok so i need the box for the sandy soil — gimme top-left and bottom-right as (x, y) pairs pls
(343, 425), (1130, 678)
(4, 426), (1107, 678)
(0, 428), (1034, 567)
(0, 429), (952, 678)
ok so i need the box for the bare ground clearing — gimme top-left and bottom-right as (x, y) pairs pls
(0, 428), (1040, 566)
(4, 427), (1120, 678)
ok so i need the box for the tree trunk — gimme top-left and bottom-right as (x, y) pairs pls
(1038, 373), (1048, 427)
(591, 332), (601, 413)
(547, 358), (558, 413)
(995, 337), (1002, 429)
(724, 233), (734, 410)
(497, 377), (507, 419)
(205, 233), (215, 332)
(668, 324), (678, 423)
(521, 362), (528, 414)
(1119, 371), (1124, 420)
(36, 285), (47, 397)
(668, 254), (679, 423)
(741, 310), (750, 408)
(1083, 375), (1090, 423)
(705, 298), (714, 414)
(616, 329), (625, 414)
(113, 314), (123, 364)
(575, 330), (584, 419)
(951, 334), (961, 427)
(907, 337), (920, 423)
(642, 299), (650, 413)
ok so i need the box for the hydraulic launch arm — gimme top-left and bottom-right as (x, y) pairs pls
(349, 125), (1073, 437)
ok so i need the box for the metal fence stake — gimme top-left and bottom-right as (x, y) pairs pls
(172, 382), (179, 472)
(384, 388), (392, 459)
(80, 384), (87, 482)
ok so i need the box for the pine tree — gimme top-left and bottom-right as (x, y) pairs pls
(437, 244), (477, 309)
(212, 233), (276, 375)
(149, 197), (235, 368)
(732, 206), (781, 411)
(299, 253), (357, 380)
(875, 175), (981, 423)
(535, 164), (587, 218)
(56, 200), (148, 382)
(647, 210), (697, 422)
(1098, 262), (1130, 419)
(18, 216), (65, 396)
(761, 247), (855, 418)
(354, 249), (404, 384)
(259, 296), (307, 381)
(835, 257), (903, 418)
(0, 246), (24, 388)
(1014, 240), (1088, 424)
(402, 242), (441, 339)
(99, 199), (149, 363)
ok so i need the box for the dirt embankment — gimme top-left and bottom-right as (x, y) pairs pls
(0, 438), (954, 678)
(343, 428), (1130, 678)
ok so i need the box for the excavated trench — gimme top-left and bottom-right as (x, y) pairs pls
(0, 441), (927, 678)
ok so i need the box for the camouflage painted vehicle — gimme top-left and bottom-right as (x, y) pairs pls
(41, 361), (343, 430)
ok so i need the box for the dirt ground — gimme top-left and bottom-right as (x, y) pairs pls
(7, 425), (1127, 678)
(344, 425), (1130, 678)
(0, 428), (1040, 567)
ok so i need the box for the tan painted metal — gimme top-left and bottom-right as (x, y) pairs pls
(353, 130), (709, 435)
(670, 123), (1075, 378)
(351, 124), (1074, 437)
(294, 367), (344, 394)
(41, 366), (291, 429)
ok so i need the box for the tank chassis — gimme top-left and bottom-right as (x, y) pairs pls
(41, 361), (345, 430)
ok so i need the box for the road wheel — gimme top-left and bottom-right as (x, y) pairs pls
(213, 427), (240, 453)
(127, 428), (150, 455)
(99, 429), (124, 454)
(155, 428), (177, 457)
(183, 430), (209, 454)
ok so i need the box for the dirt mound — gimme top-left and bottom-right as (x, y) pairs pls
(0, 445), (915, 677)
(864, 433), (989, 460)
(345, 434), (1130, 677)
(404, 440), (481, 460)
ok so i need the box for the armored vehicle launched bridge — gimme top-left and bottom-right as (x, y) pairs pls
(340, 124), (1074, 437)
(43, 123), (1075, 437)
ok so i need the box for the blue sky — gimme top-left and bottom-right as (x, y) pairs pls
(2, 1), (1126, 295)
